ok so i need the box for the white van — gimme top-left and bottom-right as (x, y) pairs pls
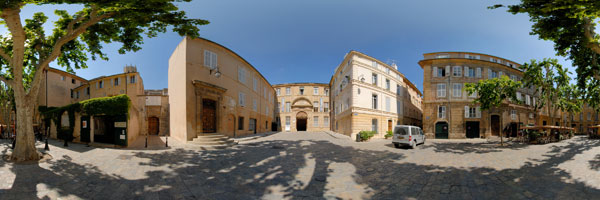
(392, 125), (425, 148)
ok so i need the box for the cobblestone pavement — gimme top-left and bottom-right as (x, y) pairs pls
(0, 132), (599, 199)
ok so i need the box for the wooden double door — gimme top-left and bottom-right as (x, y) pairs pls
(202, 99), (217, 133)
(148, 117), (159, 135)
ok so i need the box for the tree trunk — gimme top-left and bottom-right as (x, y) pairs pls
(11, 97), (39, 161)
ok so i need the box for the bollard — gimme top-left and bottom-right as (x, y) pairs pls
(64, 139), (68, 147)
(44, 137), (49, 151)
(11, 138), (15, 149)
(165, 135), (168, 147)
(145, 136), (148, 148)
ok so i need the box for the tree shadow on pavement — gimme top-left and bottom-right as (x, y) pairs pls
(0, 135), (599, 199)
(419, 140), (530, 155)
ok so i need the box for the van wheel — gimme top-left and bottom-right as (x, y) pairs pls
(394, 143), (400, 148)
(411, 141), (417, 149)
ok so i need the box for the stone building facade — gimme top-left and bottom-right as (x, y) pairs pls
(34, 67), (88, 129)
(143, 89), (170, 136)
(419, 52), (538, 139)
(330, 51), (423, 139)
(168, 37), (275, 143)
(68, 66), (146, 146)
(273, 83), (330, 132)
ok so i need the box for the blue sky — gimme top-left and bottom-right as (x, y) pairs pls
(5, 0), (575, 92)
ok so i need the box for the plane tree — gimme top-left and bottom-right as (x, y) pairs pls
(466, 75), (522, 146)
(0, 0), (208, 161)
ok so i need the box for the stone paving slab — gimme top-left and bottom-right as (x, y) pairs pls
(0, 133), (598, 199)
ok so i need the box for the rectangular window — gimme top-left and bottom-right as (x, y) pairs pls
(285, 102), (291, 112)
(114, 77), (119, 86)
(238, 117), (244, 130)
(469, 90), (477, 98)
(85, 87), (89, 95)
(372, 73), (378, 85)
(437, 84), (446, 97)
(324, 102), (329, 112)
(314, 101), (319, 112)
(61, 76), (65, 81)
(438, 106), (446, 118)
(313, 87), (319, 95)
(239, 92), (246, 107)
(324, 116), (329, 126)
(238, 67), (246, 84)
(325, 89), (329, 96)
(266, 106), (269, 115)
(299, 86), (304, 95)
(204, 50), (218, 69)
(264, 87), (267, 99)
(249, 119), (256, 131)
(253, 99), (257, 111)
(72, 79), (76, 84)
(453, 66), (462, 77)
(453, 83), (462, 97)
(385, 96), (390, 112)
(465, 106), (477, 118)
(385, 67), (390, 74)
(253, 77), (257, 91)
(286, 87), (291, 95)
(372, 94), (378, 110)
(386, 79), (390, 90)
(313, 116), (319, 127)
(438, 67), (446, 77)
(285, 116), (291, 126)
(130, 75), (136, 83)
(99, 80), (104, 88)
(372, 61), (378, 68)
(276, 88), (281, 96)
(511, 110), (517, 120)
(468, 68), (475, 77)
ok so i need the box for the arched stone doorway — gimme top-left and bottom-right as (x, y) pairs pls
(148, 117), (159, 135)
(296, 111), (307, 131)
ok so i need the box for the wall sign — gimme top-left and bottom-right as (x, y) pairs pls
(82, 121), (87, 128)
(115, 122), (127, 128)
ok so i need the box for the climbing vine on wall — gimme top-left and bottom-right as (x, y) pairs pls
(39, 94), (131, 141)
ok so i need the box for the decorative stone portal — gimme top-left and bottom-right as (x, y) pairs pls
(193, 80), (226, 136)
(296, 111), (308, 131)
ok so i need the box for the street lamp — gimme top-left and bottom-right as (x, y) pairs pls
(210, 66), (221, 78)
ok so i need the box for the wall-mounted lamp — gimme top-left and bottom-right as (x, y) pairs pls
(210, 66), (221, 78)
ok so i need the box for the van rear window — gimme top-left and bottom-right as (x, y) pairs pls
(395, 127), (409, 135)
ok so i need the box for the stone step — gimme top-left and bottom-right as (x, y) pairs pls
(188, 134), (236, 150)
(192, 136), (229, 142)
(189, 139), (236, 145)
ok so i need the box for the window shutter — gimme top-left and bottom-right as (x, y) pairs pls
(476, 68), (482, 78)
(476, 107), (481, 118)
(465, 106), (469, 118)
(433, 66), (438, 77)
(464, 66), (469, 77)
(445, 66), (450, 75)
(465, 54), (469, 59)
(488, 69), (492, 79)
(204, 50), (210, 67)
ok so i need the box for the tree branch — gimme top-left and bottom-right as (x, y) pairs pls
(28, 8), (115, 97)
(0, 6), (26, 92)
(584, 17), (600, 55)
(0, 49), (11, 66)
